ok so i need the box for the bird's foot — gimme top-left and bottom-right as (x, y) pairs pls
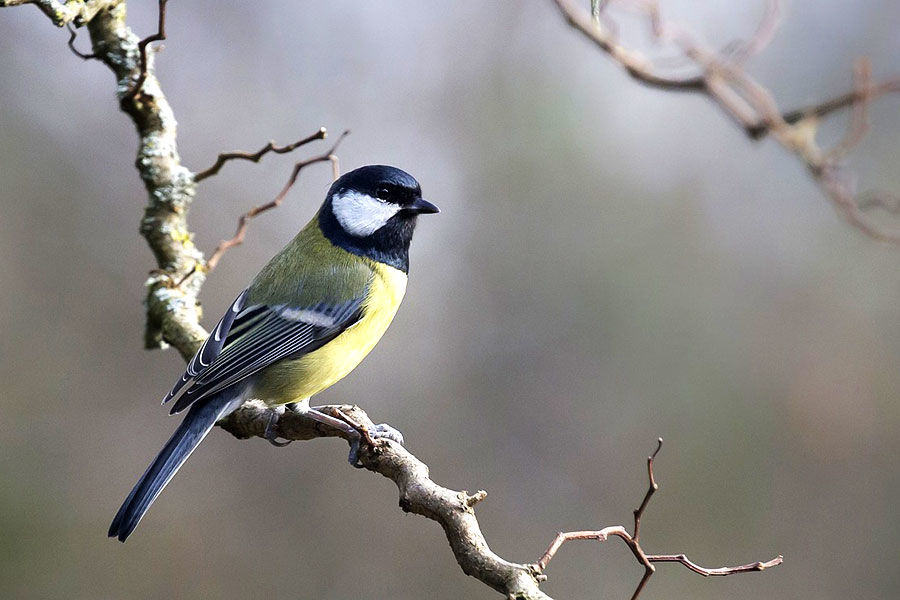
(263, 408), (292, 447)
(305, 405), (405, 468)
(369, 422), (404, 445)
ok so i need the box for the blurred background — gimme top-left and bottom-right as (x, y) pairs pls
(2, 1), (899, 598)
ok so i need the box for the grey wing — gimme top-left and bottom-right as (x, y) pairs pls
(162, 289), (253, 406)
(162, 291), (366, 415)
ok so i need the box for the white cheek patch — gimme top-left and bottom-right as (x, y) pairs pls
(332, 190), (401, 237)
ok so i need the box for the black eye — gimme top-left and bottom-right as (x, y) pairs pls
(375, 187), (390, 201)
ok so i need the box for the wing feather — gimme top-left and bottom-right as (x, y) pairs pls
(165, 292), (366, 415)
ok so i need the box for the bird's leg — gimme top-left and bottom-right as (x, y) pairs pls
(286, 403), (365, 467)
(296, 404), (405, 467)
(263, 406), (292, 447)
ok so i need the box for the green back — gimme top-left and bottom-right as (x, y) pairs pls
(247, 214), (373, 307)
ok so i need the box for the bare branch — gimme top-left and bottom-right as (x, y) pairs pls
(204, 130), (350, 272)
(533, 439), (781, 600)
(644, 553), (783, 577)
(0, 0), (111, 27)
(193, 128), (328, 183)
(218, 407), (782, 600)
(218, 401), (552, 600)
(71, 0), (209, 360)
(551, 0), (900, 244)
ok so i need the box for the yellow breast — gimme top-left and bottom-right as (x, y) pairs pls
(251, 261), (408, 405)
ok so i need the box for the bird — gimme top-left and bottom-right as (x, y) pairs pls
(108, 164), (439, 542)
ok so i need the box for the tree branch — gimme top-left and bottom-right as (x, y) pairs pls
(193, 127), (328, 182)
(219, 401), (552, 600)
(0, 0), (110, 27)
(219, 407), (781, 600)
(203, 129), (349, 271)
(69, 0), (206, 360)
(551, 0), (900, 244)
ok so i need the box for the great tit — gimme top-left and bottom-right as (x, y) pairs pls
(109, 165), (439, 542)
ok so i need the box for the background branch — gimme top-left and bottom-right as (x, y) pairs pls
(193, 128), (327, 182)
(552, 0), (900, 243)
(204, 130), (349, 271)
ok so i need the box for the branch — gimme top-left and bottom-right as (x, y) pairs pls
(219, 409), (782, 600)
(0, 0), (110, 27)
(551, 0), (900, 244)
(3, 0), (201, 358)
(219, 401), (551, 600)
(69, 0), (208, 360)
(533, 439), (782, 600)
(193, 127), (328, 182)
(118, 0), (168, 107)
(203, 130), (349, 272)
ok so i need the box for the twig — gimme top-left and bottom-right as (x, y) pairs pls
(66, 23), (97, 60)
(204, 130), (350, 272)
(769, 79), (900, 136)
(632, 437), (661, 542)
(120, 0), (168, 108)
(533, 438), (782, 600)
(193, 128), (328, 183)
(551, 0), (900, 243)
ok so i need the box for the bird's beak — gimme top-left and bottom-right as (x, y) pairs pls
(404, 197), (440, 215)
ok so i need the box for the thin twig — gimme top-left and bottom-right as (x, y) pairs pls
(194, 128), (328, 182)
(632, 437), (662, 542)
(66, 23), (97, 60)
(770, 79), (900, 136)
(644, 553), (784, 577)
(533, 439), (782, 600)
(120, 0), (168, 107)
(204, 130), (350, 272)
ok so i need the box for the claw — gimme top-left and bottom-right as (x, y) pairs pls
(264, 410), (292, 447)
(347, 437), (364, 468)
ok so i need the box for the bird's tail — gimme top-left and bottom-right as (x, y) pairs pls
(108, 394), (238, 542)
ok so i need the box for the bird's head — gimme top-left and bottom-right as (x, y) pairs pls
(319, 165), (439, 272)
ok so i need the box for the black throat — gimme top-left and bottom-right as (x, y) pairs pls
(318, 198), (416, 273)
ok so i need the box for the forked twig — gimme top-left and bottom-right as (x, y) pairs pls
(204, 130), (350, 272)
(120, 0), (168, 106)
(194, 128), (328, 182)
(533, 439), (782, 600)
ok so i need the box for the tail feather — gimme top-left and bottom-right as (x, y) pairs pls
(109, 395), (236, 542)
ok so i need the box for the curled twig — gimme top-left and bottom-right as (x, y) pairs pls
(204, 130), (350, 272)
(120, 0), (168, 107)
(66, 23), (97, 60)
(194, 127), (328, 183)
